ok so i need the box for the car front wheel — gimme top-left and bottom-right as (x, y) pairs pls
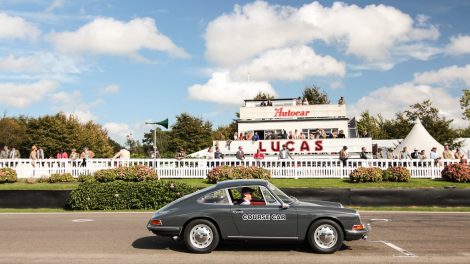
(184, 219), (219, 253)
(307, 219), (344, 254)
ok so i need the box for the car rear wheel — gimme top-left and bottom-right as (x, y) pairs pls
(184, 219), (219, 253)
(307, 219), (343, 254)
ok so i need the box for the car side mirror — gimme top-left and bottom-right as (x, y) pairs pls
(281, 203), (290, 209)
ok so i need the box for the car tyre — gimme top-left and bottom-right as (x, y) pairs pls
(307, 219), (343, 254)
(184, 219), (219, 253)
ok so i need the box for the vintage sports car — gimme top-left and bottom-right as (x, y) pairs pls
(147, 179), (368, 254)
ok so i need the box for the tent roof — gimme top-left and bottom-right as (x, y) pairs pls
(393, 118), (444, 156)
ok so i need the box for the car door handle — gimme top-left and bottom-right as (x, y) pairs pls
(232, 210), (244, 214)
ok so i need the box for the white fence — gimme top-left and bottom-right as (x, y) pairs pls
(0, 158), (468, 179)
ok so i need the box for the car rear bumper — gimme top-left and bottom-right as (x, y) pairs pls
(344, 229), (368, 241)
(147, 224), (182, 237)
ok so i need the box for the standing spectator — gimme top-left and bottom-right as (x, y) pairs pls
(235, 146), (245, 161)
(176, 148), (186, 160)
(205, 146), (214, 159)
(56, 148), (68, 159)
(214, 147), (224, 159)
(9, 147), (20, 159)
(419, 150), (426, 160)
(267, 99), (273, 106)
(37, 147), (45, 160)
(70, 148), (79, 166)
(233, 132), (238, 141)
(254, 149), (265, 160)
(400, 147), (412, 159)
(302, 97), (309, 105)
(29, 145), (38, 160)
(0, 146), (9, 159)
(442, 144), (453, 159)
(278, 145), (293, 160)
(360, 147), (368, 159)
(386, 148), (394, 159)
(429, 147), (439, 160)
(80, 147), (94, 167)
(455, 149), (465, 160)
(339, 146), (348, 166)
(113, 148), (130, 159)
(411, 149), (419, 159)
(376, 148), (384, 159)
(338, 96), (345, 105)
(296, 97), (302, 105)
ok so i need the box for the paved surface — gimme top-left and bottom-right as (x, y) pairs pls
(0, 211), (469, 263)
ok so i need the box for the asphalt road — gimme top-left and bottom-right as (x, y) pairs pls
(0, 211), (469, 264)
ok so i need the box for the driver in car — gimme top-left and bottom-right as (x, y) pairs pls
(239, 187), (254, 205)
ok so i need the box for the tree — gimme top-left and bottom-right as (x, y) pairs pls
(24, 113), (114, 158)
(460, 89), (470, 121)
(168, 113), (213, 155)
(0, 117), (27, 150)
(142, 128), (171, 157)
(356, 111), (383, 138)
(253, 92), (275, 100)
(302, 85), (330, 104)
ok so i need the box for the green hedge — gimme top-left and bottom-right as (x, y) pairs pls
(442, 163), (470, 183)
(49, 173), (75, 183)
(68, 180), (196, 210)
(0, 168), (17, 183)
(94, 165), (157, 182)
(207, 166), (271, 183)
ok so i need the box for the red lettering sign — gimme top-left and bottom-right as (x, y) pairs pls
(258, 141), (266, 152)
(315, 140), (323, 151)
(300, 141), (310, 152)
(274, 108), (310, 118)
(286, 141), (295, 151)
(271, 141), (280, 152)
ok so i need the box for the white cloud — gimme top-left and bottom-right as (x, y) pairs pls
(45, 0), (65, 12)
(350, 82), (466, 127)
(232, 45), (345, 81)
(49, 17), (189, 59)
(0, 53), (83, 77)
(447, 35), (470, 55)
(103, 122), (132, 145)
(413, 64), (470, 87)
(0, 80), (59, 107)
(50, 90), (102, 122)
(205, 1), (439, 67)
(100, 84), (120, 95)
(0, 12), (40, 40)
(188, 72), (277, 105)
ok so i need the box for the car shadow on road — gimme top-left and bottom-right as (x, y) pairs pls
(132, 236), (352, 254)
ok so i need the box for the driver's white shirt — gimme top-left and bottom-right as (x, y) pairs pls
(240, 198), (250, 205)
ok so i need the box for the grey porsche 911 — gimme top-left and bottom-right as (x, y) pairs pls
(147, 179), (368, 254)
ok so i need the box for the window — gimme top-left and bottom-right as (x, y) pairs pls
(229, 186), (266, 206)
(198, 189), (230, 205)
(260, 186), (280, 205)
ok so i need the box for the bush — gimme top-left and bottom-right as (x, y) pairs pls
(207, 166), (271, 183)
(349, 167), (382, 183)
(383, 167), (411, 182)
(78, 174), (96, 183)
(0, 168), (17, 183)
(68, 180), (196, 210)
(94, 165), (157, 182)
(441, 163), (470, 183)
(48, 173), (75, 183)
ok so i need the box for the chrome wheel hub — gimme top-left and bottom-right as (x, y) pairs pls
(189, 224), (213, 249)
(314, 224), (338, 249)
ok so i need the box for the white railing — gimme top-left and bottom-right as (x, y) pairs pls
(0, 158), (468, 179)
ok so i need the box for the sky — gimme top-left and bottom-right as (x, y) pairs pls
(0, 0), (469, 144)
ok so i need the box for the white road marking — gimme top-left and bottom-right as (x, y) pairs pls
(369, 240), (416, 257)
(369, 218), (392, 222)
(72, 219), (94, 223)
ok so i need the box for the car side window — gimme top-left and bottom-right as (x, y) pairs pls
(229, 186), (268, 206)
(260, 186), (280, 205)
(198, 189), (230, 205)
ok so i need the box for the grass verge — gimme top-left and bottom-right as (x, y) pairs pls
(1, 178), (469, 190)
(354, 206), (470, 212)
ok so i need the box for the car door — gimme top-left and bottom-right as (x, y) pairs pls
(230, 186), (298, 238)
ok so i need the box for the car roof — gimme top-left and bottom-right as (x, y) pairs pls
(215, 179), (269, 189)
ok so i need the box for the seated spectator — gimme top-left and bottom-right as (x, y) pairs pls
(338, 96), (345, 105)
(252, 132), (260, 141)
(267, 100), (273, 106)
(260, 101), (266, 106)
(296, 97), (302, 105)
(337, 130), (346, 138)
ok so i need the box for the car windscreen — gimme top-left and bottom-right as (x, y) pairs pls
(267, 183), (293, 204)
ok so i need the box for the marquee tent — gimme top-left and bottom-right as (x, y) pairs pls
(392, 118), (444, 158)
